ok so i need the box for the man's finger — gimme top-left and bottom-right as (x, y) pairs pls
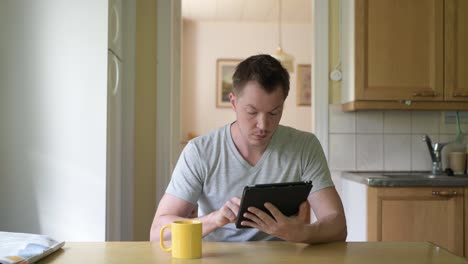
(264, 203), (285, 221)
(247, 206), (276, 225)
(240, 221), (258, 229)
(226, 201), (240, 216)
(232, 197), (241, 205)
(243, 212), (264, 225)
(222, 206), (237, 221)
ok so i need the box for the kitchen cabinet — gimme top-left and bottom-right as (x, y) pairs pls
(340, 174), (468, 257)
(445, 0), (468, 101)
(367, 187), (464, 256)
(341, 0), (468, 111)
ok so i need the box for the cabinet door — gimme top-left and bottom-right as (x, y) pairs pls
(367, 187), (464, 256)
(445, 0), (468, 101)
(356, 0), (444, 101)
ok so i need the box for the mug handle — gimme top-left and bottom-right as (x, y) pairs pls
(160, 224), (172, 252)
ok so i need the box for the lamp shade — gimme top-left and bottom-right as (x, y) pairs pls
(271, 47), (294, 73)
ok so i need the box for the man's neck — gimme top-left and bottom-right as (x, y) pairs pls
(230, 122), (269, 166)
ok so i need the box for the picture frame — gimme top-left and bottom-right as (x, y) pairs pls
(296, 64), (312, 106)
(216, 59), (241, 108)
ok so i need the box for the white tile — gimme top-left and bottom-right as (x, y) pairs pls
(439, 123), (468, 134)
(329, 134), (356, 170)
(330, 171), (342, 194)
(329, 104), (356, 133)
(439, 123), (457, 134)
(411, 134), (438, 171)
(411, 111), (440, 134)
(356, 134), (384, 170)
(439, 118), (459, 134)
(439, 134), (456, 143)
(356, 111), (383, 133)
(383, 135), (411, 170)
(383, 111), (411, 134)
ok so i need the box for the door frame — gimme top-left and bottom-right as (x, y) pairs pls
(156, 0), (182, 204)
(155, 0), (330, 202)
(312, 0), (329, 158)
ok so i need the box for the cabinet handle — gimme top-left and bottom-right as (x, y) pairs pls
(400, 100), (412, 106)
(432, 191), (457, 197)
(413, 91), (438, 97)
(453, 92), (468, 97)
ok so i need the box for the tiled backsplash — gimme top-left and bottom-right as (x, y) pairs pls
(328, 105), (468, 172)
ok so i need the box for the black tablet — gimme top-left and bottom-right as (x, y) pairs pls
(235, 181), (313, 229)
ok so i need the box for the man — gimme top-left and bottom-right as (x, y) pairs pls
(150, 54), (346, 243)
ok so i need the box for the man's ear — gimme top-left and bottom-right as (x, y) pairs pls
(229, 92), (236, 111)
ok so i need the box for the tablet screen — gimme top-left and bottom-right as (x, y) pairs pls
(235, 181), (313, 228)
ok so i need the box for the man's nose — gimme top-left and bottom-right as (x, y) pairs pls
(257, 114), (268, 130)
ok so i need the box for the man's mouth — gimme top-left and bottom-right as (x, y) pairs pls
(253, 134), (267, 139)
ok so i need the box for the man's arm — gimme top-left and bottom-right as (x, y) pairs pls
(241, 186), (347, 244)
(150, 193), (241, 241)
(302, 186), (347, 243)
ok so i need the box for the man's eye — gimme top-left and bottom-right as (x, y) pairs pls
(269, 112), (278, 116)
(247, 112), (257, 115)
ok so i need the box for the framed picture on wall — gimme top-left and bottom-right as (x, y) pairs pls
(216, 59), (241, 108)
(297, 64), (312, 106)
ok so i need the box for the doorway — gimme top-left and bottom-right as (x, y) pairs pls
(155, 0), (329, 204)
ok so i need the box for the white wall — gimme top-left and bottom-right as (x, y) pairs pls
(0, 1), (108, 241)
(181, 20), (312, 139)
(328, 105), (468, 172)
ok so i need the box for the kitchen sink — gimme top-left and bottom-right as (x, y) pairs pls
(343, 171), (468, 187)
(381, 172), (441, 179)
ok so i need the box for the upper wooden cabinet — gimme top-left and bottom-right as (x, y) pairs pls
(445, 0), (468, 101)
(342, 0), (468, 111)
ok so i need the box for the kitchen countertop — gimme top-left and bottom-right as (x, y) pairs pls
(343, 171), (468, 187)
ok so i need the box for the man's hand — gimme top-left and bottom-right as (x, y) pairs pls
(152, 195), (242, 241)
(209, 197), (241, 228)
(241, 201), (309, 242)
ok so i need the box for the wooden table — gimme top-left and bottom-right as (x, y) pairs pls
(38, 241), (468, 263)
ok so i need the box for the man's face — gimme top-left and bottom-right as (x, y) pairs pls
(230, 81), (285, 148)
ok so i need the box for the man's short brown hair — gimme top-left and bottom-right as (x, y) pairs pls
(232, 54), (290, 98)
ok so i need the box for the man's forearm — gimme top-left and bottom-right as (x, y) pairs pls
(299, 212), (347, 244)
(196, 212), (221, 237)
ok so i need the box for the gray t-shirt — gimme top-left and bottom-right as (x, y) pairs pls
(166, 124), (334, 242)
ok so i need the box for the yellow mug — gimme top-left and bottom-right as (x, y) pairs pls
(160, 220), (202, 259)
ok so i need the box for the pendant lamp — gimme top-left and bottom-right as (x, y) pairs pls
(271, 0), (294, 72)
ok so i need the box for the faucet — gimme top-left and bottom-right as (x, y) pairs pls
(422, 134), (448, 175)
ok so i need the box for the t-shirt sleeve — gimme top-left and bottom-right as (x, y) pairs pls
(165, 141), (204, 205)
(300, 134), (334, 193)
